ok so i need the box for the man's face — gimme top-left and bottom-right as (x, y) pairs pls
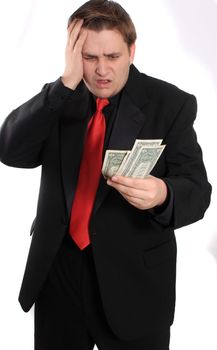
(82, 29), (135, 98)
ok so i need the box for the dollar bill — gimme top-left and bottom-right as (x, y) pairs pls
(123, 145), (165, 178)
(116, 139), (162, 175)
(102, 139), (165, 179)
(102, 150), (130, 178)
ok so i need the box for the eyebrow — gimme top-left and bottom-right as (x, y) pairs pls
(82, 52), (122, 58)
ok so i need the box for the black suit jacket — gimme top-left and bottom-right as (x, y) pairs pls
(0, 65), (211, 340)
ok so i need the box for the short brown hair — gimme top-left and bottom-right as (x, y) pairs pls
(68, 0), (137, 48)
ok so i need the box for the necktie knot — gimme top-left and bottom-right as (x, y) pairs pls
(96, 97), (109, 113)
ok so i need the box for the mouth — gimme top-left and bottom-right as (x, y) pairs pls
(96, 79), (112, 88)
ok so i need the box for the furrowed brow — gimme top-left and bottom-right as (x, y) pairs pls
(82, 52), (121, 58)
(82, 52), (98, 58)
(104, 52), (121, 57)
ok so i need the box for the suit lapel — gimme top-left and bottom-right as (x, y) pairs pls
(60, 84), (91, 217)
(93, 67), (149, 214)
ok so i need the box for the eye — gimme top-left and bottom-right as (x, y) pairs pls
(82, 55), (96, 61)
(108, 55), (120, 60)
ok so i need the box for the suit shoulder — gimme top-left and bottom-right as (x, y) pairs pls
(140, 72), (195, 102)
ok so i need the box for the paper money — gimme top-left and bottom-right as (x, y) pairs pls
(102, 150), (130, 178)
(123, 145), (165, 178)
(116, 139), (162, 176)
(102, 139), (165, 179)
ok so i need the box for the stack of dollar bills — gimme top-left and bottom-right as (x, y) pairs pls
(102, 139), (165, 179)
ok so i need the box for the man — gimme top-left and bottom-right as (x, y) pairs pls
(0, 0), (211, 349)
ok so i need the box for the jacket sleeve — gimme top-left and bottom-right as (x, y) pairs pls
(149, 182), (174, 226)
(0, 78), (76, 168)
(161, 94), (211, 229)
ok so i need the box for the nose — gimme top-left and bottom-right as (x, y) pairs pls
(95, 59), (108, 76)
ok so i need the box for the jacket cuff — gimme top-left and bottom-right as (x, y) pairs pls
(46, 77), (84, 111)
(149, 181), (174, 226)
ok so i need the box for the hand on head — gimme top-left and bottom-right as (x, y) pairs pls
(62, 19), (88, 90)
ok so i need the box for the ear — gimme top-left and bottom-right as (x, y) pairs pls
(129, 43), (136, 65)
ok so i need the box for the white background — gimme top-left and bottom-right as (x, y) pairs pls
(0, 1), (217, 349)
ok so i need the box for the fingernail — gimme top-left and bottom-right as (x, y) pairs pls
(111, 176), (118, 182)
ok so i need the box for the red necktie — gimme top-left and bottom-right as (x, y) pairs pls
(69, 98), (109, 250)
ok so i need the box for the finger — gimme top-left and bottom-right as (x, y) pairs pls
(107, 179), (146, 200)
(121, 193), (140, 204)
(67, 20), (78, 40)
(118, 186), (145, 200)
(110, 175), (150, 190)
(67, 20), (76, 31)
(67, 19), (84, 48)
(121, 194), (146, 209)
(67, 18), (83, 33)
(107, 177), (145, 193)
(67, 18), (80, 29)
(74, 29), (88, 53)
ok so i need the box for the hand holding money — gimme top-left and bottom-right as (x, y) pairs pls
(103, 139), (167, 210)
(107, 175), (168, 210)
